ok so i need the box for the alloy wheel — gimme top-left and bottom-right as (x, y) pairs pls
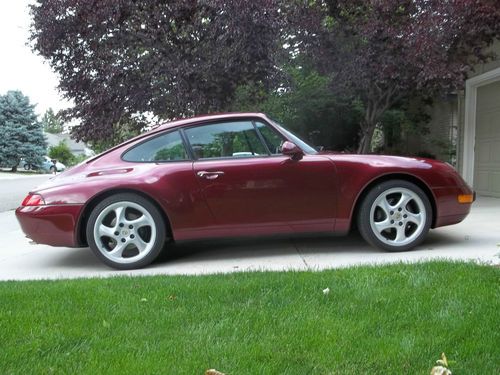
(93, 201), (157, 265)
(369, 187), (427, 247)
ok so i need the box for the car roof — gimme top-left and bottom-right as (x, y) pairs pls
(154, 112), (269, 131)
(84, 112), (270, 164)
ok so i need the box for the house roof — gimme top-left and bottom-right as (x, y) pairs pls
(44, 133), (88, 153)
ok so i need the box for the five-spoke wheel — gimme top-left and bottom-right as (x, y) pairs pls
(358, 180), (432, 251)
(86, 193), (166, 269)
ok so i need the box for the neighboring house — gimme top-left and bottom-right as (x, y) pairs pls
(415, 40), (500, 198)
(44, 133), (94, 157)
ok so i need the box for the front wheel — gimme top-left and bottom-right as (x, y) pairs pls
(357, 180), (432, 252)
(86, 193), (167, 269)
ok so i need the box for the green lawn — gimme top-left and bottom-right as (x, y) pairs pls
(0, 261), (498, 374)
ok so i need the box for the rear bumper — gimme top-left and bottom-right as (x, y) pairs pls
(16, 204), (83, 247)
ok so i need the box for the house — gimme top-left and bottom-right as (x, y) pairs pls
(44, 133), (94, 157)
(417, 40), (500, 198)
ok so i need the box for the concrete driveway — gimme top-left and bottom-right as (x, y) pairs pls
(0, 173), (52, 212)
(0, 196), (499, 281)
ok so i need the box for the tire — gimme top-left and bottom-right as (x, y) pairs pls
(86, 193), (167, 269)
(24, 163), (30, 171)
(357, 180), (432, 252)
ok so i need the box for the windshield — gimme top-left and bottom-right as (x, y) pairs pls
(270, 120), (318, 154)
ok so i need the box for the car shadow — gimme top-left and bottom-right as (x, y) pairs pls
(51, 228), (474, 271)
(421, 230), (472, 249)
(52, 247), (107, 269)
(156, 231), (374, 264)
(156, 228), (476, 264)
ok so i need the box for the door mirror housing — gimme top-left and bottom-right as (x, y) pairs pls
(281, 141), (304, 160)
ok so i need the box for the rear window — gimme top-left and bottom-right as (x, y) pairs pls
(122, 131), (188, 162)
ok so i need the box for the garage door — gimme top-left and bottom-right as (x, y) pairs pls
(474, 80), (500, 197)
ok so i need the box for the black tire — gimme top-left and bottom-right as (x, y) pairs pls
(86, 193), (167, 269)
(23, 163), (30, 171)
(357, 180), (432, 252)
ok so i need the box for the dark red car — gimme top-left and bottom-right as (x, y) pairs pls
(16, 113), (474, 269)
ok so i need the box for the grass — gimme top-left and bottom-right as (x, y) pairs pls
(0, 261), (498, 374)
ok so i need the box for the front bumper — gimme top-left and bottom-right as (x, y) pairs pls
(16, 204), (83, 247)
(432, 186), (474, 228)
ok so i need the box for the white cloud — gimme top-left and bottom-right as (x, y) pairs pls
(0, 0), (70, 116)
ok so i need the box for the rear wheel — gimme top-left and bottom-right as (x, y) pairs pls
(86, 193), (166, 269)
(23, 163), (30, 171)
(357, 180), (432, 251)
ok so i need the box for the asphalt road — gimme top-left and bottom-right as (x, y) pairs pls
(0, 174), (52, 212)
(0, 175), (498, 280)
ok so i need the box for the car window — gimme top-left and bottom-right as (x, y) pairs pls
(270, 120), (318, 154)
(122, 131), (188, 162)
(185, 121), (268, 159)
(254, 121), (284, 155)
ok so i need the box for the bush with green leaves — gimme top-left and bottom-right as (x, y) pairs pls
(48, 140), (74, 166)
(71, 153), (89, 166)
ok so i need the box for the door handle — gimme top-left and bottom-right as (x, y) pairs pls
(197, 171), (225, 180)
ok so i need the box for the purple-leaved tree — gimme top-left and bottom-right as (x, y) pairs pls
(30, 0), (283, 144)
(298, 0), (500, 153)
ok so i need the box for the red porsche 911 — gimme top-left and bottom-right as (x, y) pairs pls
(16, 113), (474, 269)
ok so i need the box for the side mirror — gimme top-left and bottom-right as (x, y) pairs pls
(281, 141), (304, 160)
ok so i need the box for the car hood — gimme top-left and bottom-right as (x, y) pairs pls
(320, 152), (439, 169)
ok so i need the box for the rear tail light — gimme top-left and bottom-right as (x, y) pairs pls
(21, 194), (45, 206)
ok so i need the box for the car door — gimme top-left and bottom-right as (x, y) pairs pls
(184, 119), (338, 236)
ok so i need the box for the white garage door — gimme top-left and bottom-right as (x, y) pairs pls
(474, 80), (500, 197)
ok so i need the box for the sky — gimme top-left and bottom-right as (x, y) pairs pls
(0, 0), (70, 117)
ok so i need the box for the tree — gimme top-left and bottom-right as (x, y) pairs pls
(88, 118), (142, 154)
(231, 63), (362, 150)
(297, 0), (500, 153)
(0, 91), (46, 172)
(30, 0), (284, 145)
(48, 140), (74, 166)
(41, 108), (64, 134)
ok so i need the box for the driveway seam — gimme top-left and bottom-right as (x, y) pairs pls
(291, 239), (310, 270)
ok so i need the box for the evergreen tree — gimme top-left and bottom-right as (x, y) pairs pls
(41, 108), (63, 134)
(0, 91), (46, 172)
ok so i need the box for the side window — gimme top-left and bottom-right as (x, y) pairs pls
(185, 121), (268, 159)
(255, 121), (284, 155)
(122, 131), (188, 162)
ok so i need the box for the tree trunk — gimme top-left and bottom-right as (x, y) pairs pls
(11, 165), (18, 173)
(357, 122), (376, 154)
(357, 84), (399, 154)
